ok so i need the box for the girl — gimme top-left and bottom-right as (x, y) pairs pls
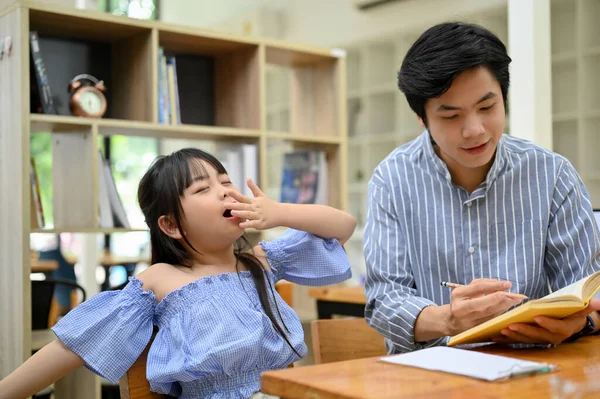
(0, 148), (356, 399)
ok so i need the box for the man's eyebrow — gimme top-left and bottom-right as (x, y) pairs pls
(436, 92), (497, 112)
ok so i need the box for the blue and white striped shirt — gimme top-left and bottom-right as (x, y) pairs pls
(363, 131), (600, 353)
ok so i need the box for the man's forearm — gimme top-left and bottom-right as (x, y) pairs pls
(413, 305), (451, 343)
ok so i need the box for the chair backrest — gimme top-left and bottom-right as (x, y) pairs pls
(31, 278), (86, 330)
(311, 317), (387, 364)
(119, 337), (168, 398)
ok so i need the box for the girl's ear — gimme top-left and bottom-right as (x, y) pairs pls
(158, 215), (183, 239)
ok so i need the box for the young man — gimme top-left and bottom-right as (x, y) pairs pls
(363, 22), (600, 353)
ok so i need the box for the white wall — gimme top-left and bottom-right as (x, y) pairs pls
(284, 0), (507, 47)
(160, 0), (287, 33)
(160, 0), (507, 47)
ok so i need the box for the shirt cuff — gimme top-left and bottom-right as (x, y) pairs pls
(386, 297), (446, 353)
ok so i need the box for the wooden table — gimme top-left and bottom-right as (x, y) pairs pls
(31, 259), (58, 273)
(64, 250), (149, 290)
(63, 250), (149, 267)
(308, 286), (366, 319)
(262, 336), (600, 398)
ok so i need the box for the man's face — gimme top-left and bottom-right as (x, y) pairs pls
(422, 66), (506, 177)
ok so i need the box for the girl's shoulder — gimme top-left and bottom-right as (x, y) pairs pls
(135, 263), (180, 302)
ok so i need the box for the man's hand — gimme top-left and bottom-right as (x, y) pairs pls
(492, 299), (600, 345)
(446, 279), (527, 336)
(225, 178), (282, 230)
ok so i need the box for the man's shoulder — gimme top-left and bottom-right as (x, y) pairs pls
(370, 133), (425, 183)
(502, 134), (570, 170)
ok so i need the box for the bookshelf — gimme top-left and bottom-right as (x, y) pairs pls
(0, 1), (347, 396)
(550, 0), (600, 207)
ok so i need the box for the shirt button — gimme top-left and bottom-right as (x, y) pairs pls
(468, 246), (475, 253)
(466, 202), (472, 207)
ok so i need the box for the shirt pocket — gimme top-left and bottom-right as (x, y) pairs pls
(488, 219), (546, 286)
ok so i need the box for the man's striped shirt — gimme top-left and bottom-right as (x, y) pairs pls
(363, 131), (600, 353)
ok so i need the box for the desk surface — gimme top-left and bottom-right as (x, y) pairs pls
(30, 259), (58, 272)
(262, 336), (600, 399)
(308, 286), (366, 305)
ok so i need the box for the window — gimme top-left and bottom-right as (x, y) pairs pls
(98, 0), (159, 20)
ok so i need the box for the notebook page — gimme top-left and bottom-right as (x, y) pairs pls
(543, 276), (587, 300)
(380, 347), (554, 381)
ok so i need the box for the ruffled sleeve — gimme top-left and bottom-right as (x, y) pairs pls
(51, 278), (156, 383)
(260, 228), (352, 285)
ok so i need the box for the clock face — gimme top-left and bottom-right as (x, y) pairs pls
(80, 90), (104, 115)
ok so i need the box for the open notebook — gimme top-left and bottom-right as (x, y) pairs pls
(380, 346), (556, 381)
(448, 270), (600, 346)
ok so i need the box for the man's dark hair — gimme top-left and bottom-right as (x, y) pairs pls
(397, 22), (512, 125)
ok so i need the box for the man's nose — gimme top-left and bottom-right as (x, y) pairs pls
(462, 114), (485, 138)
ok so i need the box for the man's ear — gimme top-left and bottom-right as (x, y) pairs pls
(417, 115), (426, 128)
(158, 215), (183, 239)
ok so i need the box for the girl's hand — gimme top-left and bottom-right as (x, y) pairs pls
(225, 178), (282, 230)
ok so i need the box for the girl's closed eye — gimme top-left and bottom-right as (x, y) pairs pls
(195, 186), (209, 194)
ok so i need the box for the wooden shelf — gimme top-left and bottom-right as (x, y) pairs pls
(31, 227), (262, 235)
(582, 46), (600, 57)
(1, 3), (347, 394)
(265, 42), (341, 66)
(266, 131), (341, 145)
(31, 227), (149, 234)
(552, 112), (579, 122)
(30, 114), (262, 140)
(28, 6), (152, 42)
(552, 52), (578, 64)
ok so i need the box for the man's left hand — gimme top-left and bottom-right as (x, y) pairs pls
(492, 299), (600, 345)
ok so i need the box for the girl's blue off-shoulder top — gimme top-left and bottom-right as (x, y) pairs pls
(51, 229), (352, 399)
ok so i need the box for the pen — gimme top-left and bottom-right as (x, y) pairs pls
(440, 281), (528, 300)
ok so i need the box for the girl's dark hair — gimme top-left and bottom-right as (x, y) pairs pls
(397, 21), (512, 125)
(138, 147), (300, 357)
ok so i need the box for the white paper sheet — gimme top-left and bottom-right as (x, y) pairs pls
(380, 346), (556, 381)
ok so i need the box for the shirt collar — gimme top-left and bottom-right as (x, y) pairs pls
(421, 130), (452, 182)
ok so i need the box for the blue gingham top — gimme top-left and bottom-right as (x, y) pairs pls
(52, 229), (352, 398)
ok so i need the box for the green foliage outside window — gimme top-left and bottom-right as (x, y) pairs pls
(97, 0), (158, 20)
(30, 133), (53, 227)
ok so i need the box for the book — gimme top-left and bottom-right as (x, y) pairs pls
(166, 60), (179, 125)
(97, 151), (113, 228)
(280, 151), (327, 205)
(29, 158), (45, 229)
(29, 31), (56, 114)
(380, 346), (556, 381)
(101, 160), (130, 228)
(241, 144), (258, 197)
(448, 270), (600, 346)
(174, 54), (215, 126)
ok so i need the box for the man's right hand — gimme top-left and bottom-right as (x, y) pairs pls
(445, 278), (527, 336)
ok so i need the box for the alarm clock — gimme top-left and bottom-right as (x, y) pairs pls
(67, 74), (107, 118)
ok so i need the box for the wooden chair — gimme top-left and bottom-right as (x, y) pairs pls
(119, 341), (168, 399)
(311, 317), (387, 364)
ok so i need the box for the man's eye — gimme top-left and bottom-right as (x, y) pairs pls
(222, 181), (233, 185)
(481, 104), (495, 111)
(442, 115), (459, 120)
